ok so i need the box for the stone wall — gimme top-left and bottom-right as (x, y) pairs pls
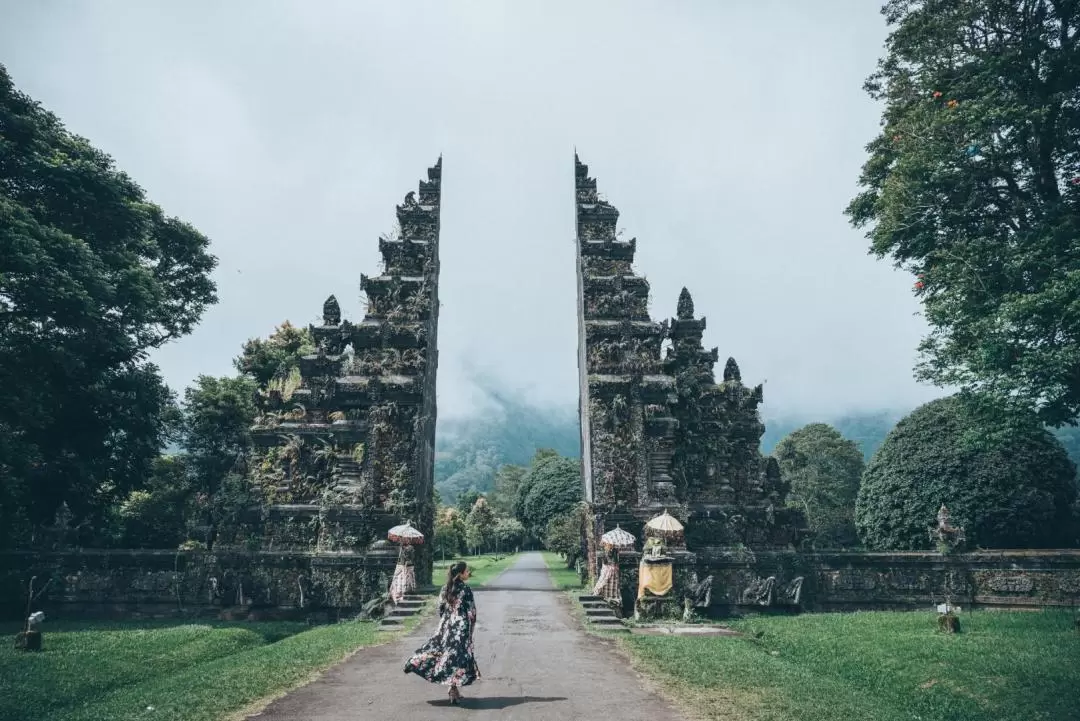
(616, 549), (1080, 618)
(0, 548), (399, 621)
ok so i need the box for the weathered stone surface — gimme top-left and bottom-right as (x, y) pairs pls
(242, 158), (443, 591)
(0, 548), (400, 620)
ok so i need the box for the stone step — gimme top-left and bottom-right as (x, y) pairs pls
(387, 609), (417, 619)
(581, 601), (609, 609)
(585, 608), (616, 617)
(579, 595), (602, 603)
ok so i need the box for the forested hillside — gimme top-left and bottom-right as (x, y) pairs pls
(433, 394), (1080, 505)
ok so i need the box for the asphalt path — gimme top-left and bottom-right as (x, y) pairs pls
(250, 552), (684, 720)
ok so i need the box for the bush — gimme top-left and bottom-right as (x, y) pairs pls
(856, 396), (1078, 550)
(774, 423), (863, 548)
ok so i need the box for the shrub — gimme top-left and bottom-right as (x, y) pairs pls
(856, 396), (1077, 550)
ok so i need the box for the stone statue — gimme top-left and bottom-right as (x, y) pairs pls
(929, 504), (966, 553)
(682, 573), (714, 622)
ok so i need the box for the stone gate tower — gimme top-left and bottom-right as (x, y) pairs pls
(242, 158), (443, 593)
(574, 154), (680, 525)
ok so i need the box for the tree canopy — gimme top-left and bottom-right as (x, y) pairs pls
(847, 0), (1080, 427)
(856, 395), (1078, 550)
(0, 64), (216, 545)
(519, 451), (582, 536)
(774, 423), (864, 547)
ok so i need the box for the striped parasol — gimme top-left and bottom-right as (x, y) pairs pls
(644, 510), (684, 539)
(388, 521), (425, 545)
(601, 525), (636, 551)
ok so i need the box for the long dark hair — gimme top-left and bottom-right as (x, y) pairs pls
(442, 561), (468, 604)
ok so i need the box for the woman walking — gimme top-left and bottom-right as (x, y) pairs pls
(403, 561), (481, 704)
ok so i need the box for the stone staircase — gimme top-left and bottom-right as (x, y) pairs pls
(578, 594), (629, 633)
(332, 455), (366, 496)
(377, 594), (427, 632)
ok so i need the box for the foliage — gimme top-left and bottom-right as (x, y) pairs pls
(465, 497), (496, 554)
(846, 0), (1080, 427)
(492, 517), (526, 550)
(774, 423), (864, 548)
(856, 395), (1077, 550)
(181, 375), (257, 495)
(433, 506), (466, 560)
(623, 610), (1080, 721)
(488, 463), (526, 516)
(519, 451), (583, 535)
(0, 619), (387, 721)
(0, 64), (219, 546)
(455, 489), (483, 515)
(115, 455), (192, 548)
(543, 509), (584, 568)
(234, 321), (313, 388)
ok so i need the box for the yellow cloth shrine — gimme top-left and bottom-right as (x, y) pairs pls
(637, 562), (673, 599)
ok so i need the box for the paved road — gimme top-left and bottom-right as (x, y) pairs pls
(250, 552), (684, 720)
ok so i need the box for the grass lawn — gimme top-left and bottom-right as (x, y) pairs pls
(433, 552), (518, 587)
(620, 609), (1080, 721)
(0, 618), (402, 721)
(540, 551), (584, 589)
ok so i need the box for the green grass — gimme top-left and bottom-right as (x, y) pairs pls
(433, 553), (518, 587)
(620, 610), (1080, 721)
(540, 551), (584, 589)
(0, 618), (393, 721)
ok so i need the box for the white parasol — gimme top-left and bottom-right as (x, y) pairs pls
(601, 525), (636, 551)
(644, 510), (684, 539)
(388, 521), (425, 545)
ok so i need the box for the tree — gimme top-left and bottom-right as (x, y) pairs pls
(544, 510), (584, 569)
(0, 65), (216, 545)
(433, 506), (466, 560)
(847, 1), (1080, 427)
(115, 455), (192, 549)
(488, 464), (526, 516)
(856, 395), (1078, 550)
(456, 489), (483, 515)
(181, 375), (258, 496)
(774, 423), (864, 547)
(520, 452), (582, 535)
(234, 321), (313, 387)
(493, 517), (526, 551)
(465, 497), (496, 554)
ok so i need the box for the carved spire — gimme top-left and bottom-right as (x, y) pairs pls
(323, 295), (341, 326)
(677, 287), (695, 320)
(723, 357), (742, 383)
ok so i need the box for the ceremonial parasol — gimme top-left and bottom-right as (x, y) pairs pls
(388, 521), (424, 545)
(601, 525), (636, 552)
(644, 510), (684, 539)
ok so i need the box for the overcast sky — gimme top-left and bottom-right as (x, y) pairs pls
(1, 0), (944, 420)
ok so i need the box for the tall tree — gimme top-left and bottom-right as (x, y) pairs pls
(465, 497), (496, 554)
(181, 375), (258, 499)
(488, 464), (526, 516)
(0, 65), (216, 545)
(774, 423), (864, 547)
(847, 1), (1080, 426)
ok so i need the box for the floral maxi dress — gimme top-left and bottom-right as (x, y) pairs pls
(403, 580), (480, 687)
